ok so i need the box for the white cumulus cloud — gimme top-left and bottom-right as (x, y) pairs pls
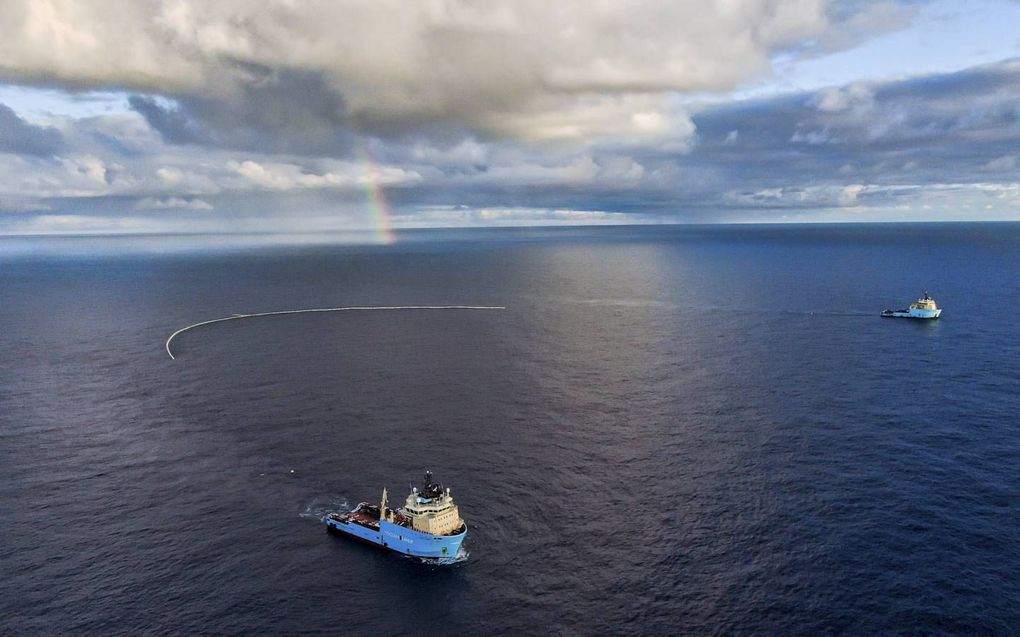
(134, 196), (213, 210)
(0, 0), (839, 141)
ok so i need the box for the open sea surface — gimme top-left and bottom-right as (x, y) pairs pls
(1, 223), (1018, 635)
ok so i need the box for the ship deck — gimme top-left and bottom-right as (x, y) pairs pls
(348, 509), (380, 529)
(341, 504), (411, 530)
(331, 502), (466, 536)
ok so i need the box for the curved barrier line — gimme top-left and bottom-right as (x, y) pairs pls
(165, 305), (506, 359)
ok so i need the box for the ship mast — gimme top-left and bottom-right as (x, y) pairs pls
(380, 487), (388, 522)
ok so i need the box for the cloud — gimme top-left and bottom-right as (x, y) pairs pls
(127, 70), (359, 154)
(390, 205), (639, 227)
(838, 184), (867, 205)
(815, 83), (874, 113)
(59, 154), (110, 185)
(0, 103), (63, 156)
(127, 95), (206, 145)
(790, 127), (835, 145)
(226, 159), (421, 191)
(154, 166), (221, 195)
(690, 59), (1020, 196)
(134, 196), (213, 210)
(0, 0), (891, 147)
(818, 0), (918, 53)
(985, 155), (1017, 171)
(0, 195), (51, 212)
(3, 6), (1020, 229)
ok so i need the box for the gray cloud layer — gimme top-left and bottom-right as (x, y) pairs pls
(0, 1), (1016, 232)
(684, 59), (1020, 213)
(0, 103), (63, 156)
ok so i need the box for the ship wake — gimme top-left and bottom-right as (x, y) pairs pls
(300, 496), (349, 521)
(557, 297), (874, 318)
(408, 545), (470, 566)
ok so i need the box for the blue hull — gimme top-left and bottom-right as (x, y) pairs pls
(881, 311), (941, 319)
(324, 516), (466, 559)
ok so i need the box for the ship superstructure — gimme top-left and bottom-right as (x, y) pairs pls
(324, 471), (466, 560)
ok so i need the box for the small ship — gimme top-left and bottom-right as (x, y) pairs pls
(881, 292), (942, 319)
(324, 471), (466, 559)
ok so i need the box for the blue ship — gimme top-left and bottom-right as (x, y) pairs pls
(324, 471), (467, 560)
(881, 292), (942, 319)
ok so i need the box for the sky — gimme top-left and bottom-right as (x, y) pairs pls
(1, 0), (1019, 237)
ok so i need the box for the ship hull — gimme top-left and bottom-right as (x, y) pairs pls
(881, 308), (941, 319)
(324, 516), (466, 559)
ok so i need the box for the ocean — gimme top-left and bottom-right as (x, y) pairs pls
(2, 223), (1018, 635)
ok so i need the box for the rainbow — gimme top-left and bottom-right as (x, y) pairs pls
(357, 140), (396, 245)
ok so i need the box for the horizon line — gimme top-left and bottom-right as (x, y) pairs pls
(4, 218), (1020, 240)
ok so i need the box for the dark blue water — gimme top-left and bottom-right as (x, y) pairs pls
(2, 224), (1019, 635)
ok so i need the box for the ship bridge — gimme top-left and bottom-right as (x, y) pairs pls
(400, 471), (464, 535)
